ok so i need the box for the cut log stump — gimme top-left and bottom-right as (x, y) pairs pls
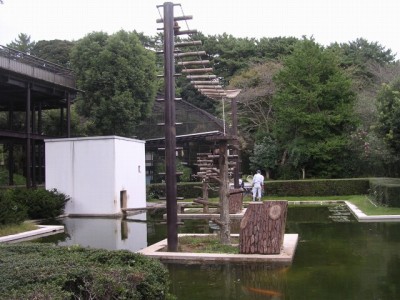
(239, 200), (288, 254)
(228, 188), (243, 214)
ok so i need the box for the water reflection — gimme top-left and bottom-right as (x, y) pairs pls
(56, 213), (148, 252)
(35, 205), (400, 299)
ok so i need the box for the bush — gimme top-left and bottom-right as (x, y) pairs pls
(147, 179), (370, 199)
(369, 178), (400, 207)
(0, 243), (174, 300)
(265, 178), (370, 196)
(147, 182), (219, 200)
(6, 188), (69, 220)
(0, 192), (27, 225)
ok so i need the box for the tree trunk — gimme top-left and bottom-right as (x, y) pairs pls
(239, 201), (288, 254)
(219, 141), (231, 245)
(228, 188), (243, 214)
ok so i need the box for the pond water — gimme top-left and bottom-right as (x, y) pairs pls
(37, 205), (400, 300)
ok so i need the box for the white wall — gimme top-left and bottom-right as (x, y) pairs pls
(45, 136), (146, 216)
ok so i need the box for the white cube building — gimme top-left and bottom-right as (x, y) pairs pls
(45, 136), (146, 216)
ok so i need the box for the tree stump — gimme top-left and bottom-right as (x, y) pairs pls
(228, 188), (243, 214)
(239, 201), (288, 254)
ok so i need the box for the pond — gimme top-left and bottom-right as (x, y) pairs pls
(37, 205), (400, 300)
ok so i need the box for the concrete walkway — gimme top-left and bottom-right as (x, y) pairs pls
(0, 225), (64, 243)
(138, 233), (299, 264)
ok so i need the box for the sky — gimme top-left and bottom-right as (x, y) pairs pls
(1, 0), (399, 58)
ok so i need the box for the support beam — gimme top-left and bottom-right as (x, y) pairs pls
(163, 2), (178, 252)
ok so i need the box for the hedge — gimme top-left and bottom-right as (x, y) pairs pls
(0, 243), (174, 300)
(369, 178), (400, 207)
(147, 182), (220, 200)
(264, 178), (370, 197)
(147, 178), (370, 199)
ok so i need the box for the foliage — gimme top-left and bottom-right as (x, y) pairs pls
(256, 36), (298, 59)
(30, 39), (75, 67)
(249, 136), (279, 177)
(369, 178), (400, 207)
(0, 191), (27, 225)
(6, 33), (35, 53)
(0, 243), (173, 300)
(273, 38), (358, 178)
(376, 79), (400, 156)
(5, 188), (69, 220)
(265, 178), (370, 197)
(229, 61), (282, 140)
(41, 106), (86, 137)
(147, 182), (219, 200)
(70, 30), (157, 137)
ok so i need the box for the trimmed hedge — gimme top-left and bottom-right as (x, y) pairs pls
(369, 178), (400, 207)
(147, 182), (219, 200)
(147, 178), (370, 199)
(0, 243), (174, 300)
(264, 178), (370, 197)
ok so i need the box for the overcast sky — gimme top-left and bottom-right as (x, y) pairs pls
(1, 0), (399, 58)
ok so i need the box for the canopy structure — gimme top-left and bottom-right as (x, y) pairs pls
(0, 45), (80, 187)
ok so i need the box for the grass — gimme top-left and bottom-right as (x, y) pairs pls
(0, 222), (38, 237)
(178, 235), (239, 254)
(173, 194), (400, 216)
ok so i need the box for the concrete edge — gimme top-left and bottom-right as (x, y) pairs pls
(0, 225), (64, 243)
(345, 201), (400, 222)
(137, 233), (299, 264)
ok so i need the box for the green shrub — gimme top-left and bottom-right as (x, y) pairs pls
(6, 188), (69, 220)
(0, 243), (174, 300)
(265, 178), (370, 196)
(147, 178), (370, 199)
(0, 192), (27, 225)
(147, 182), (219, 200)
(369, 178), (400, 207)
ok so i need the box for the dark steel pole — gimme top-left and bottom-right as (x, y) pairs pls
(67, 93), (71, 138)
(26, 83), (31, 188)
(231, 97), (240, 188)
(163, 2), (178, 251)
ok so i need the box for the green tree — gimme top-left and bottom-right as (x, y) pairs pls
(7, 33), (35, 53)
(249, 136), (279, 179)
(376, 79), (400, 156)
(31, 40), (75, 67)
(273, 38), (357, 178)
(229, 61), (282, 139)
(70, 30), (157, 136)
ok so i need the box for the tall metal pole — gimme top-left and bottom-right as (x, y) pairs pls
(25, 83), (31, 188)
(231, 96), (240, 188)
(163, 2), (178, 251)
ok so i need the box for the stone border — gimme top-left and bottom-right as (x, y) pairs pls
(0, 225), (64, 243)
(345, 201), (400, 222)
(137, 233), (299, 264)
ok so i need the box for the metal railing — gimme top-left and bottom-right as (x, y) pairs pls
(0, 45), (76, 88)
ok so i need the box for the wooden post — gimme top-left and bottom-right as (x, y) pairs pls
(228, 188), (243, 214)
(219, 140), (230, 245)
(239, 201), (288, 254)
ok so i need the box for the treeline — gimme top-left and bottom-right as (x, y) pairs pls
(6, 32), (400, 179)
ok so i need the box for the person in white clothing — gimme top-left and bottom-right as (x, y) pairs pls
(252, 170), (264, 201)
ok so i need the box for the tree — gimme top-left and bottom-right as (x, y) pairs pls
(31, 40), (75, 67)
(376, 79), (400, 156)
(7, 33), (35, 53)
(70, 30), (157, 137)
(273, 38), (357, 178)
(229, 61), (282, 139)
(249, 136), (279, 179)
